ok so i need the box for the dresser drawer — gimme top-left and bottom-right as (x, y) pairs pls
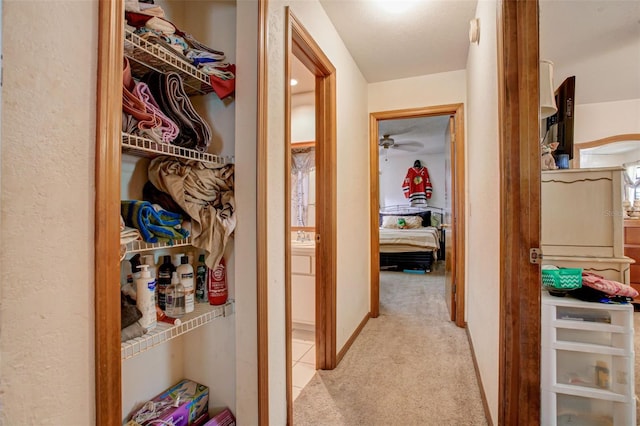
(624, 223), (640, 245)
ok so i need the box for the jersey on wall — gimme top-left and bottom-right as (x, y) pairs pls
(402, 166), (432, 206)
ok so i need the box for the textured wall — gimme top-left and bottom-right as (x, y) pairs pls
(1, 1), (98, 424)
(266, 1), (370, 423)
(464, 1), (500, 423)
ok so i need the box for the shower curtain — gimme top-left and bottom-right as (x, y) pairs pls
(291, 149), (315, 227)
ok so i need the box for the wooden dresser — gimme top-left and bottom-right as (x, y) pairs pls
(623, 219), (640, 297)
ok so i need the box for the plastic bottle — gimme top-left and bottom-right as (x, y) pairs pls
(177, 255), (195, 313)
(136, 264), (157, 331)
(165, 271), (185, 318)
(208, 257), (228, 306)
(141, 254), (156, 281)
(195, 254), (207, 303)
(157, 255), (176, 310)
(172, 253), (184, 269)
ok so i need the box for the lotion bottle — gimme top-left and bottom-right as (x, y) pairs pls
(136, 264), (157, 331)
(177, 255), (195, 313)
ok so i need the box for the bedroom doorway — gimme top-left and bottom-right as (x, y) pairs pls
(369, 104), (466, 327)
(285, 9), (338, 423)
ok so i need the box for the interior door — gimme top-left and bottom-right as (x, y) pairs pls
(443, 115), (456, 321)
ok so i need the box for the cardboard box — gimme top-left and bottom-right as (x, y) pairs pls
(202, 408), (235, 426)
(139, 379), (209, 426)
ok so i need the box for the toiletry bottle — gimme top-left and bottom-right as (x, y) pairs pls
(172, 253), (184, 268)
(165, 271), (185, 318)
(157, 255), (176, 310)
(196, 254), (207, 303)
(136, 264), (157, 331)
(142, 254), (156, 281)
(177, 255), (195, 313)
(208, 257), (228, 306)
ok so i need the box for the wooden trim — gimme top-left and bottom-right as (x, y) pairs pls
(292, 141), (315, 148)
(369, 104), (466, 325)
(284, 9), (293, 423)
(95, 0), (123, 424)
(257, 0), (269, 423)
(497, 0), (541, 424)
(336, 313), (370, 364)
(466, 328), (494, 426)
(573, 133), (640, 168)
(286, 9), (338, 425)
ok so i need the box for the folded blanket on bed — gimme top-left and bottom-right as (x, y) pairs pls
(121, 200), (189, 243)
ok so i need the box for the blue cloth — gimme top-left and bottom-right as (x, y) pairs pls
(121, 200), (189, 243)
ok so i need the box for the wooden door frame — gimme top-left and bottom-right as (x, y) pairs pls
(284, 8), (338, 424)
(369, 104), (466, 328)
(497, 0), (541, 423)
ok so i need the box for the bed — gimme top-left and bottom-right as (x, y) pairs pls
(378, 206), (443, 273)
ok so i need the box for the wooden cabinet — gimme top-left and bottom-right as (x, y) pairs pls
(541, 167), (633, 283)
(623, 219), (640, 298)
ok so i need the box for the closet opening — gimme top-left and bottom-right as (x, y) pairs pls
(369, 105), (466, 326)
(284, 8), (337, 424)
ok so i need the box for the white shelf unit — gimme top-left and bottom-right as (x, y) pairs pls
(124, 237), (192, 255)
(121, 133), (231, 165)
(121, 300), (234, 360)
(120, 5), (238, 422)
(541, 291), (636, 425)
(124, 28), (213, 96)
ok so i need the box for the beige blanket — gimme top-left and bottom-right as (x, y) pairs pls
(379, 227), (440, 253)
(148, 157), (235, 269)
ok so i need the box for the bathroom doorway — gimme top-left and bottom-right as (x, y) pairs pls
(284, 9), (337, 423)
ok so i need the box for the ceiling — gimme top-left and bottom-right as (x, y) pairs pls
(291, 0), (640, 157)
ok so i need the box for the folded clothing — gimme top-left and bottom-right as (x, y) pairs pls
(121, 200), (189, 243)
(581, 272), (639, 298)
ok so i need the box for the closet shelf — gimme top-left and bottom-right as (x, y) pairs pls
(125, 237), (192, 255)
(121, 300), (235, 360)
(124, 29), (213, 96)
(121, 133), (229, 165)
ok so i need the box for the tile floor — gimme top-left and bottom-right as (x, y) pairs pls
(292, 328), (316, 401)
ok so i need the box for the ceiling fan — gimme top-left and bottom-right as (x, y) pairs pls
(379, 134), (423, 152)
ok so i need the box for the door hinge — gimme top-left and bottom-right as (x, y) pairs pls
(530, 248), (543, 264)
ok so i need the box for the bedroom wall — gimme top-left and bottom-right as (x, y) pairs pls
(266, 2), (370, 423)
(464, 0), (500, 423)
(379, 152), (446, 210)
(574, 99), (640, 143)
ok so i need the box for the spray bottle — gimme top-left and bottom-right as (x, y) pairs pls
(136, 264), (157, 331)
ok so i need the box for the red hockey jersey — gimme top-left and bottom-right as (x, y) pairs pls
(402, 166), (432, 205)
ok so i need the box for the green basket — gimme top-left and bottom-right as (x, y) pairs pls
(541, 268), (582, 290)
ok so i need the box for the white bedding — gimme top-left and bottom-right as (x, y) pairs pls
(379, 227), (440, 253)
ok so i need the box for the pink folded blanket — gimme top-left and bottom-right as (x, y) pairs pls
(581, 272), (639, 298)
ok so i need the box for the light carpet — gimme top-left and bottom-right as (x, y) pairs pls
(293, 263), (487, 425)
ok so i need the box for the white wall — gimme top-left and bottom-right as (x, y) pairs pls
(266, 2), (370, 424)
(464, 1), (500, 423)
(574, 99), (640, 143)
(1, 1), (98, 424)
(291, 91), (316, 142)
(379, 153), (446, 210)
(369, 70), (467, 112)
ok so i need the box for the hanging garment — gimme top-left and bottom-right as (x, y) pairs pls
(148, 157), (236, 269)
(402, 166), (432, 205)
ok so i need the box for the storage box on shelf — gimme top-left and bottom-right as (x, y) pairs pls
(541, 291), (636, 425)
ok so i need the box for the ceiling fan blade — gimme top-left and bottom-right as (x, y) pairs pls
(394, 140), (423, 148)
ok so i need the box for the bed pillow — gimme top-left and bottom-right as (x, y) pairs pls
(381, 215), (423, 229)
(379, 210), (431, 227)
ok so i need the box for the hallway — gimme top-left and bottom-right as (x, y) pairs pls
(293, 262), (487, 425)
